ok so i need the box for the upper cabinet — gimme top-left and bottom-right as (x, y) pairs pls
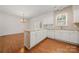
(42, 12), (54, 24)
(30, 12), (54, 30)
(73, 6), (79, 23)
(42, 12), (54, 29)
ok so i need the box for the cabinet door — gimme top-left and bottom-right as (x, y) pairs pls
(48, 30), (54, 39)
(43, 30), (48, 38)
(42, 13), (54, 24)
(55, 30), (73, 42)
(54, 30), (69, 42)
(63, 31), (79, 44)
(54, 30), (79, 44)
(73, 6), (79, 23)
(55, 30), (63, 40)
(36, 31), (45, 43)
(30, 32), (36, 48)
(70, 31), (79, 44)
(60, 30), (69, 42)
(30, 31), (45, 48)
(40, 31), (45, 39)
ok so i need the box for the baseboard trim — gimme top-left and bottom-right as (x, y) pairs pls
(0, 32), (24, 37)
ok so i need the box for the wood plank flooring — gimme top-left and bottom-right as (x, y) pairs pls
(0, 33), (79, 53)
(0, 33), (24, 53)
(23, 38), (79, 53)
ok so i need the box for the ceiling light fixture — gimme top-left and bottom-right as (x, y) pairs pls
(19, 13), (27, 23)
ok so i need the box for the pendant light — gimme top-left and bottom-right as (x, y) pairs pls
(19, 13), (27, 23)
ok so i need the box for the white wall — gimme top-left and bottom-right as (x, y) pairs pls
(0, 12), (27, 36)
(29, 12), (54, 30)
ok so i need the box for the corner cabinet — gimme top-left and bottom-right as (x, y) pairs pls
(73, 6), (79, 23)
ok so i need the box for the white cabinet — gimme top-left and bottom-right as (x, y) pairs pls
(24, 31), (30, 49)
(42, 13), (54, 24)
(63, 31), (79, 44)
(73, 6), (79, 23)
(24, 32), (28, 48)
(25, 30), (79, 49)
(36, 31), (42, 42)
(44, 30), (48, 37)
(70, 31), (79, 44)
(54, 30), (63, 41)
(60, 30), (70, 42)
(30, 31), (42, 48)
(54, 30), (79, 44)
(30, 30), (48, 48)
(48, 30), (54, 39)
(30, 32), (36, 48)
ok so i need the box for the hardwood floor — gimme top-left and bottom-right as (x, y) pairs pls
(23, 38), (79, 53)
(0, 33), (24, 53)
(0, 33), (79, 53)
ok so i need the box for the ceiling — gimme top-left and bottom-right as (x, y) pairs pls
(0, 5), (69, 19)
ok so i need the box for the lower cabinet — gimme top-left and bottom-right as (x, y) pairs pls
(69, 31), (79, 44)
(54, 30), (62, 40)
(54, 30), (79, 44)
(24, 31), (30, 49)
(30, 32), (37, 48)
(55, 30), (70, 42)
(30, 31), (47, 48)
(48, 30), (54, 39)
(24, 31), (47, 49)
(24, 30), (79, 49)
